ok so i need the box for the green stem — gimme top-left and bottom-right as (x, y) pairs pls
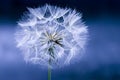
(48, 59), (51, 80)
(48, 65), (51, 80)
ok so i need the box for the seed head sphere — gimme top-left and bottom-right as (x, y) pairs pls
(15, 4), (88, 68)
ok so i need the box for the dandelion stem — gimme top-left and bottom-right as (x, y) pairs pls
(48, 59), (51, 80)
(48, 65), (51, 80)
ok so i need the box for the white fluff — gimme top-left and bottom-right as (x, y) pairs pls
(15, 4), (88, 68)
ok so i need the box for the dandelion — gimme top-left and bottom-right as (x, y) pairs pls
(15, 4), (88, 80)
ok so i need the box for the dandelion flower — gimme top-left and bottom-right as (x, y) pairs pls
(15, 4), (88, 69)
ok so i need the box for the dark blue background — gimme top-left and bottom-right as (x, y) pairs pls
(0, 0), (120, 80)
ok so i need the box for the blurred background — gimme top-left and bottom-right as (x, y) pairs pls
(0, 0), (120, 80)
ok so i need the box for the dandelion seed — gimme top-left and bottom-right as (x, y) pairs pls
(15, 4), (88, 69)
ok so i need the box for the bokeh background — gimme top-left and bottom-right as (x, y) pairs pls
(0, 0), (120, 80)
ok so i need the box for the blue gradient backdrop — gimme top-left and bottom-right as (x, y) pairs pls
(0, 0), (120, 80)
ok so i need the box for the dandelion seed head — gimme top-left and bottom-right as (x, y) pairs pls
(15, 4), (88, 68)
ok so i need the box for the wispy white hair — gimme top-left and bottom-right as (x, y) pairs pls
(15, 4), (88, 68)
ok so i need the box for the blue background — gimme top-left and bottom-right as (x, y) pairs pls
(0, 0), (120, 80)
